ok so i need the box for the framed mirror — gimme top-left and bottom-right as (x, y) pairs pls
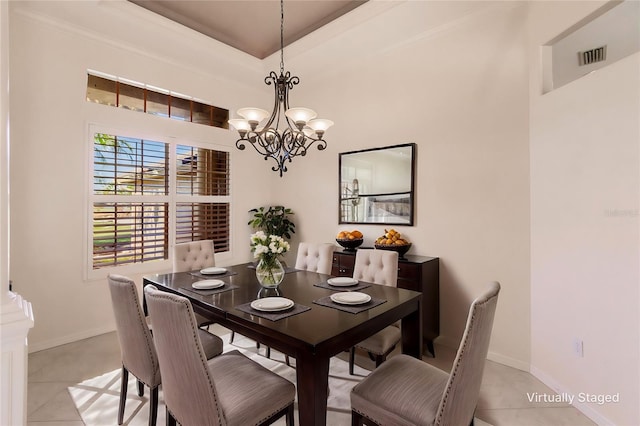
(339, 143), (415, 225)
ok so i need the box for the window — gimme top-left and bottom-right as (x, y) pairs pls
(91, 130), (230, 270)
(86, 73), (229, 128)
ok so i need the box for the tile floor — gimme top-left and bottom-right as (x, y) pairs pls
(27, 328), (596, 426)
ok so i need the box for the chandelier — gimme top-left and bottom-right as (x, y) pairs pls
(229, 0), (333, 177)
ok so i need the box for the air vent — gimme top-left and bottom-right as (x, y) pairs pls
(578, 45), (607, 66)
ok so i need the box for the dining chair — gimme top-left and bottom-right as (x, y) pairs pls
(173, 239), (216, 272)
(144, 284), (296, 426)
(294, 242), (336, 275)
(174, 240), (270, 357)
(349, 248), (400, 375)
(107, 274), (224, 426)
(173, 240), (218, 330)
(281, 241), (336, 367)
(350, 281), (501, 426)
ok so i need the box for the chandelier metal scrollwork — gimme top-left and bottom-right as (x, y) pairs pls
(229, 0), (333, 177)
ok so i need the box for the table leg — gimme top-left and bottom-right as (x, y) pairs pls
(295, 352), (330, 425)
(401, 300), (422, 359)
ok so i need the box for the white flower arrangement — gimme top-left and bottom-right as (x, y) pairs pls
(250, 231), (290, 263)
(250, 231), (290, 286)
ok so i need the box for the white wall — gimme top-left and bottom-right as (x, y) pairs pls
(274, 1), (531, 368)
(1, 0), (10, 300)
(529, 2), (640, 425)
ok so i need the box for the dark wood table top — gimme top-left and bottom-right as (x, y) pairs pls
(143, 263), (421, 356)
(143, 262), (423, 425)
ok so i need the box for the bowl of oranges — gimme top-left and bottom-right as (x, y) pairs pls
(336, 230), (364, 251)
(374, 229), (412, 258)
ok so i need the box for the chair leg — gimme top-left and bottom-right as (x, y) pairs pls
(351, 410), (364, 426)
(372, 345), (397, 369)
(229, 330), (235, 343)
(266, 346), (271, 359)
(118, 366), (129, 425)
(149, 386), (159, 426)
(285, 355), (291, 366)
(285, 403), (295, 426)
(137, 379), (144, 397)
(349, 347), (356, 375)
(427, 340), (436, 357)
(166, 407), (177, 426)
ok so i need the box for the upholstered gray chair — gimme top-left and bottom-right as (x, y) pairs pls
(173, 240), (218, 329)
(174, 240), (270, 357)
(294, 242), (336, 275)
(276, 241), (336, 367)
(173, 239), (216, 272)
(349, 249), (400, 374)
(144, 284), (295, 426)
(350, 281), (501, 426)
(174, 240), (272, 358)
(107, 274), (224, 426)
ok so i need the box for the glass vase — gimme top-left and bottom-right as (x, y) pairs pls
(255, 257), (285, 288)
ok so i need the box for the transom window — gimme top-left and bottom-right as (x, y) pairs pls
(90, 129), (230, 270)
(86, 72), (229, 128)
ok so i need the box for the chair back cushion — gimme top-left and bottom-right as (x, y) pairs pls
(144, 285), (224, 426)
(173, 240), (215, 272)
(436, 281), (500, 425)
(294, 242), (335, 275)
(107, 274), (160, 387)
(353, 249), (399, 287)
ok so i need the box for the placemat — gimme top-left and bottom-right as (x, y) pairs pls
(235, 302), (311, 321)
(189, 270), (238, 279)
(179, 283), (239, 296)
(313, 295), (387, 314)
(314, 280), (371, 292)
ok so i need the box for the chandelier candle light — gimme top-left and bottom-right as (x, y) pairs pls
(229, 0), (333, 177)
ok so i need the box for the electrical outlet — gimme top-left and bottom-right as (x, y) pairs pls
(572, 338), (584, 358)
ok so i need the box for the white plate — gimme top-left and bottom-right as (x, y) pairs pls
(200, 267), (227, 275)
(327, 277), (359, 287)
(330, 292), (371, 305)
(250, 297), (294, 312)
(192, 279), (225, 290)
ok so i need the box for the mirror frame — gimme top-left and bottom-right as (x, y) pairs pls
(338, 143), (416, 226)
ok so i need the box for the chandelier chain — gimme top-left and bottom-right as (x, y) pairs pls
(231, 0), (331, 176)
(280, 0), (285, 75)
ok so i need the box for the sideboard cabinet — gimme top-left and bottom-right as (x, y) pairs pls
(331, 249), (440, 356)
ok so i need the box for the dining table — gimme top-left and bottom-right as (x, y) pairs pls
(142, 262), (422, 426)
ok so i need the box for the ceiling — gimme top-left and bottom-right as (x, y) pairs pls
(128, 0), (367, 59)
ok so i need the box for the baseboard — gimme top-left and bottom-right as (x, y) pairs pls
(486, 350), (529, 372)
(530, 365), (614, 426)
(435, 336), (530, 372)
(28, 325), (116, 354)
